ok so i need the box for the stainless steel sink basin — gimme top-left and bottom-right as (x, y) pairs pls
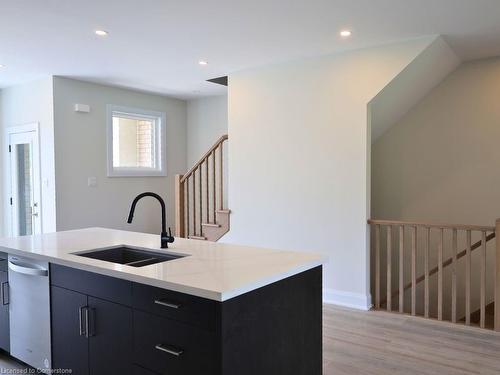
(73, 246), (186, 267)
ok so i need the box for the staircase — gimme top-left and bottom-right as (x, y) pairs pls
(368, 218), (500, 331)
(461, 302), (495, 329)
(175, 135), (229, 241)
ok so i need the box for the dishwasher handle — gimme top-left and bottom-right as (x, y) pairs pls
(8, 260), (49, 277)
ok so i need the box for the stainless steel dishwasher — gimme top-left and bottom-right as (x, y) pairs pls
(8, 255), (51, 371)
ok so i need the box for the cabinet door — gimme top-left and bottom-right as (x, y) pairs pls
(0, 271), (9, 352)
(88, 297), (132, 375)
(51, 286), (89, 375)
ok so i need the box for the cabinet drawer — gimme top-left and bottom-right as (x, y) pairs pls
(132, 283), (216, 330)
(133, 310), (216, 375)
(51, 264), (132, 306)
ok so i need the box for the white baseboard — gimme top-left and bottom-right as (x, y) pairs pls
(323, 289), (372, 311)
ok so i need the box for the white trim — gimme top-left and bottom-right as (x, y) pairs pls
(6, 123), (39, 135)
(106, 105), (167, 177)
(323, 288), (372, 311)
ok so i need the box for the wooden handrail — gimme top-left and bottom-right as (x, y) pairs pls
(380, 232), (496, 305)
(368, 219), (495, 232)
(181, 134), (228, 183)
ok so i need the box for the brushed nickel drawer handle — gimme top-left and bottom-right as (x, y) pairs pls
(79, 306), (87, 337)
(155, 344), (184, 357)
(154, 299), (181, 309)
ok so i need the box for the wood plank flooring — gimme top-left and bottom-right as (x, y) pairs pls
(324, 304), (500, 375)
(2, 305), (500, 374)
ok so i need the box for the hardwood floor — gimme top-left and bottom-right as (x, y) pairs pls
(324, 304), (500, 375)
(2, 305), (500, 374)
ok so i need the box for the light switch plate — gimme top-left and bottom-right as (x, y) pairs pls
(88, 177), (97, 187)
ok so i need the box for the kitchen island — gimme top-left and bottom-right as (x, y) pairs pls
(0, 227), (325, 375)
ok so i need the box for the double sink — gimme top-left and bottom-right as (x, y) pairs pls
(74, 246), (186, 268)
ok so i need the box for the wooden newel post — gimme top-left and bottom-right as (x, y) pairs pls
(495, 219), (500, 332)
(175, 174), (185, 238)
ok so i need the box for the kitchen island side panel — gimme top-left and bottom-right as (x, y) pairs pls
(219, 266), (322, 375)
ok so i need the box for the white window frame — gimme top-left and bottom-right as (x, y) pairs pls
(106, 105), (167, 177)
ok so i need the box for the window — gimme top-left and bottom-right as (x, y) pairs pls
(107, 105), (166, 177)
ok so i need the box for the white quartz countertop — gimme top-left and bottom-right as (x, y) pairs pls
(0, 228), (325, 301)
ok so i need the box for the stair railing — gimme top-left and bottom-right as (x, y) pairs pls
(368, 218), (499, 331)
(175, 135), (228, 239)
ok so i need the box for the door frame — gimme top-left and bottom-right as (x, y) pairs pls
(3, 123), (42, 236)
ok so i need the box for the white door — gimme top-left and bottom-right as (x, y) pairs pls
(8, 127), (42, 236)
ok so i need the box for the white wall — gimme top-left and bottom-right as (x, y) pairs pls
(0, 91), (3, 235)
(0, 78), (57, 236)
(186, 95), (227, 166)
(370, 37), (461, 141)
(53, 77), (186, 234)
(372, 57), (500, 225)
(224, 37), (440, 309)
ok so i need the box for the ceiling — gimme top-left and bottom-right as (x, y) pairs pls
(1, 0), (500, 99)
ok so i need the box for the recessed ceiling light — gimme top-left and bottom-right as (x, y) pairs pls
(198, 60), (208, 66)
(340, 30), (352, 37)
(0, 64), (4, 68)
(95, 30), (108, 36)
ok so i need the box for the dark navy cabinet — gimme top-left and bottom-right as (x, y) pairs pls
(51, 286), (88, 374)
(0, 253), (9, 353)
(50, 264), (322, 375)
(133, 309), (215, 374)
(50, 266), (133, 375)
(88, 296), (132, 375)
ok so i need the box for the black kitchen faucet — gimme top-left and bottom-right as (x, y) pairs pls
(127, 192), (175, 248)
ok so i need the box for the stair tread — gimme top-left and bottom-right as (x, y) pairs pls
(217, 209), (231, 214)
(459, 302), (494, 329)
(202, 223), (221, 228)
